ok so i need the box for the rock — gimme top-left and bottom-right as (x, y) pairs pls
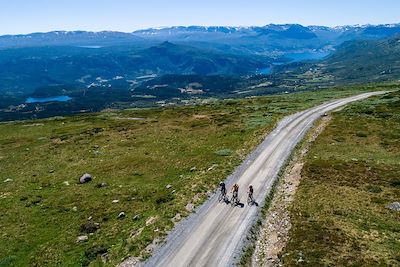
(132, 215), (140, 221)
(76, 235), (88, 243)
(118, 212), (126, 219)
(190, 167), (197, 172)
(3, 178), (13, 183)
(117, 256), (141, 267)
(49, 169), (55, 173)
(63, 181), (70, 186)
(112, 199), (119, 203)
(96, 182), (107, 188)
(130, 228), (143, 239)
(386, 202), (400, 211)
(79, 173), (92, 184)
(72, 206), (78, 212)
(145, 238), (160, 253)
(88, 216), (92, 221)
(172, 213), (181, 222)
(166, 184), (172, 189)
(185, 203), (194, 212)
(146, 216), (158, 226)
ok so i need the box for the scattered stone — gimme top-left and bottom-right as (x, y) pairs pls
(185, 203), (194, 212)
(3, 178), (13, 183)
(79, 173), (92, 184)
(190, 167), (197, 172)
(386, 202), (400, 211)
(72, 206), (78, 212)
(63, 181), (70, 186)
(132, 215), (140, 221)
(88, 216), (92, 221)
(118, 212), (126, 219)
(166, 184), (172, 189)
(117, 256), (141, 267)
(96, 182), (107, 188)
(49, 169), (55, 173)
(145, 216), (158, 226)
(145, 238), (161, 253)
(130, 228), (143, 239)
(112, 199), (119, 203)
(172, 213), (181, 223)
(207, 164), (218, 171)
(76, 235), (88, 243)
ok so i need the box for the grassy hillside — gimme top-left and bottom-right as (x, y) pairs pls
(0, 85), (387, 267)
(282, 90), (400, 265)
(0, 42), (270, 96)
(274, 35), (400, 90)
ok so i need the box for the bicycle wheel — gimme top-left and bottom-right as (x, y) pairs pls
(231, 196), (236, 206)
(247, 196), (253, 206)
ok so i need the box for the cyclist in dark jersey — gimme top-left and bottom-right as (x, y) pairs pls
(219, 181), (226, 201)
(247, 184), (254, 205)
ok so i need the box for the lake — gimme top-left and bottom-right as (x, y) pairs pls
(26, 96), (72, 103)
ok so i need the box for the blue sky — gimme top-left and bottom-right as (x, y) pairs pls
(1, 0), (400, 35)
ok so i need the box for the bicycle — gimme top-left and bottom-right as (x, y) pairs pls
(218, 190), (227, 203)
(247, 193), (254, 206)
(231, 191), (239, 206)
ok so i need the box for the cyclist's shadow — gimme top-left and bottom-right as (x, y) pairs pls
(232, 200), (245, 208)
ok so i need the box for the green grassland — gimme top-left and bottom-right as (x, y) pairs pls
(0, 84), (396, 266)
(282, 90), (400, 265)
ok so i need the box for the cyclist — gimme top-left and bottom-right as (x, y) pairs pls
(231, 183), (239, 205)
(219, 181), (227, 201)
(247, 184), (254, 205)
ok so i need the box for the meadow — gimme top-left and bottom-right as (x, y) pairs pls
(0, 83), (396, 266)
(282, 90), (400, 265)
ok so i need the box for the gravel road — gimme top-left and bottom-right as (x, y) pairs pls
(142, 92), (386, 267)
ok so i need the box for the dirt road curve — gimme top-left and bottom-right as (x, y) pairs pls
(142, 92), (386, 267)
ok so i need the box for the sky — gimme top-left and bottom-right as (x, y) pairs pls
(1, 0), (400, 35)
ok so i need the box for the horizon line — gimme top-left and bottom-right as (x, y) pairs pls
(1, 22), (400, 37)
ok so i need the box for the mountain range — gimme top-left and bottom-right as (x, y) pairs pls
(1, 23), (400, 121)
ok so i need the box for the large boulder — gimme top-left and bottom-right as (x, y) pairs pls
(79, 173), (92, 184)
(386, 202), (400, 211)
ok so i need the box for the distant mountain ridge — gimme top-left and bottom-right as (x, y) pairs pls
(2, 23), (400, 51)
